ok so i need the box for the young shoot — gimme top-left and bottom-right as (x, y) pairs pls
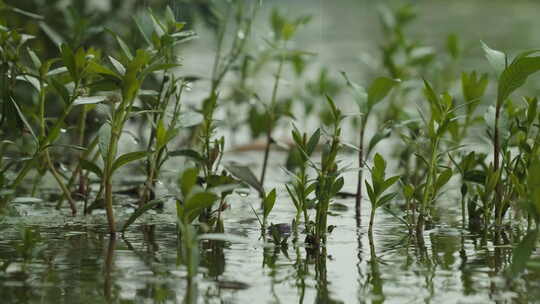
(365, 153), (400, 234)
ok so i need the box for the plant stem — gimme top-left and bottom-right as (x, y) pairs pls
(356, 117), (367, 225)
(45, 149), (76, 215)
(368, 206), (376, 235)
(418, 137), (439, 235)
(260, 45), (285, 188)
(493, 102), (503, 227)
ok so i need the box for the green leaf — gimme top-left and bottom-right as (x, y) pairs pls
(60, 44), (77, 81)
(8, 6), (43, 19)
(80, 159), (103, 178)
(365, 181), (376, 206)
(341, 71), (367, 108)
(111, 151), (148, 174)
(434, 168), (453, 192)
(376, 192), (398, 208)
(285, 184), (300, 209)
(73, 96), (107, 106)
(331, 177), (344, 196)
(87, 61), (121, 79)
(133, 16), (152, 46)
(306, 128), (321, 155)
(27, 47), (41, 69)
(463, 170), (485, 184)
(497, 55), (540, 107)
(39, 22), (64, 46)
(149, 10), (166, 37)
(225, 164), (265, 197)
(367, 77), (399, 109)
(367, 127), (391, 156)
(481, 41), (506, 75)
(263, 189), (277, 219)
(380, 175), (400, 194)
(98, 123), (111, 162)
(108, 56), (126, 75)
(48, 77), (70, 104)
(168, 149), (205, 163)
(184, 192), (219, 223)
(9, 96), (37, 144)
(121, 199), (165, 232)
(155, 119), (167, 150)
(372, 153), (387, 182)
(180, 167), (199, 198)
(106, 29), (133, 61)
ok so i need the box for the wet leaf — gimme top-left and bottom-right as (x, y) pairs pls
(225, 164), (265, 197)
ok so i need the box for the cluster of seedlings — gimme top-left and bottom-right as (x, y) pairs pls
(1, 1), (540, 296)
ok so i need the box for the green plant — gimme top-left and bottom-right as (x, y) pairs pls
(342, 72), (399, 222)
(365, 153), (400, 234)
(285, 127), (320, 234)
(312, 96), (344, 246)
(482, 42), (540, 228)
(255, 9), (311, 188)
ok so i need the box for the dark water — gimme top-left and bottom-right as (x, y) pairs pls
(2, 1), (540, 303)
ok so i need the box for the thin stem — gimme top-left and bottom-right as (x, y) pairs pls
(356, 116), (367, 225)
(260, 43), (285, 187)
(45, 149), (76, 215)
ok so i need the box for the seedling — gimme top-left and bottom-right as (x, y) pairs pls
(364, 153), (400, 234)
(285, 127), (320, 234)
(342, 72), (399, 222)
(311, 96), (344, 245)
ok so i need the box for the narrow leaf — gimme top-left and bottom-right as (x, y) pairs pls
(225, 164), (265, 197)
(111, 151), (148, 173)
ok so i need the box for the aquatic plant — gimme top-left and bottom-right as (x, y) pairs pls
(342, 73), (399, 222)
(312, 96), (344, 246)
(253, 9), (311, 188)
(364, 153), (400, 234)
(285, 127), (320, 234)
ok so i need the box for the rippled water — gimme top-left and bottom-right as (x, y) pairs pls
(1, 151), (539, 303)
(2, 1), (540, 303)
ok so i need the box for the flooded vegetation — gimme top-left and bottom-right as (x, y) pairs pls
(1, 0), (540, 303)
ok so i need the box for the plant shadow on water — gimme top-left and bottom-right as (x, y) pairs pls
(2, 0), (540, 303)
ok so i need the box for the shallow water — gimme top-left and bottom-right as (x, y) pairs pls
(1, 151), (539, 303)
(2, 0), (540, 303)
